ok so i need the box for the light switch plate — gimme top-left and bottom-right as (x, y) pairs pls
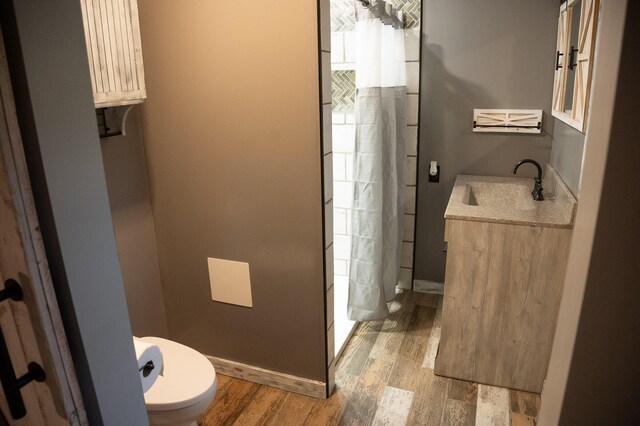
(207, 258), (253, 307)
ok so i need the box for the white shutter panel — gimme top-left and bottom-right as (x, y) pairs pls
(552, 4), (568, 115)
(79, 0), (147, 108)
(571, 0), (599, 130)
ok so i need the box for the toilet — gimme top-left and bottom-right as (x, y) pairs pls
(139, 337), (217, 426)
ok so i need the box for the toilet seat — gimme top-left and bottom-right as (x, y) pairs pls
(139, 337), (216, 411)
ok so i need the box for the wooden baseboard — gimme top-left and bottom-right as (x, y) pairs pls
(206, 356), (327, 399)
(413, 280), (444, 295)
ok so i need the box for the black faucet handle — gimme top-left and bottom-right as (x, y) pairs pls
(532, 179), (544, 201)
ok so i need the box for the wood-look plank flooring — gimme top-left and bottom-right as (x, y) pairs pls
(199, 291), (540, 425)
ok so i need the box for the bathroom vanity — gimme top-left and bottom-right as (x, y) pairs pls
(434, 165), (577, 392)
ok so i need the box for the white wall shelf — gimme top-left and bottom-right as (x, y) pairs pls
(473, 109), (543, 134)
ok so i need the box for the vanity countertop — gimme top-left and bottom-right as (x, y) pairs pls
(445, 165), (577, 228)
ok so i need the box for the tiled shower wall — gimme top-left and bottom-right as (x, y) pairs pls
(331, 0), (421, 289)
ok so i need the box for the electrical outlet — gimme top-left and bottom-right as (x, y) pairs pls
(428, 165), (440, 183)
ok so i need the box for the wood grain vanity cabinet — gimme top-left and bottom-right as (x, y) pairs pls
(434, 170), (576, 392)
(551, 0), (599, 132)
(79, 0), (146, 108)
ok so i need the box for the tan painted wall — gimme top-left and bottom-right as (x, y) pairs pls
(136, 0), (326, 380)
(101, 107), (169, 338)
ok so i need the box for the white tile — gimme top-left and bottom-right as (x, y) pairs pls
(345, 153), (353, 181)
(403, 214), (415, 242)
(344, 31), (357, 63)
(406, 94), (419, 125)
(334, 181), (353, 209)
(345, 207), (352, 235)
(334, 234), (351, 260)
(333, 207), (347, 235)
(404, 187), (416, 214)
(397, 267), (412, 290)
(334, 272), (348, 288)
(319, 0), (330, 52)
(322, 52), (332, 104)
(331, 33), (344, 63)
(405, 125), (418, 156)
(332, 112), (345, 125)
(404, 28), (421, 62)
(333, 153), (346, 181)
(406, 62), (420, 94)
(401, 242), (413, 268)
(332, 62), (356, 71)
(324, 200), (333, 248)
(333, 124), (355, 153)
(405, 157), (417, 186)
(334, 275), (356, 356)
(345, 112), (355, 124)
(372, 386), (414, 426)
(422, 298), (442, 369)
(334, 259), (348, 276)
(323, 104), (333, 155)
(476, 385), (510, 426)
(325, 244), (334, 292)
(324, 153), (333, 203)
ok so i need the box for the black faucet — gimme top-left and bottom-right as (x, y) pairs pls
(512, 159), (544, 201)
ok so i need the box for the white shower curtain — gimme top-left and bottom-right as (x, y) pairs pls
(348, 0), (406, 321)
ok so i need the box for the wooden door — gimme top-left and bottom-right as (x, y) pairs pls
(0, 27), (87, 425)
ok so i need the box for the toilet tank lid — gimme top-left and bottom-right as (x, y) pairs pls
(139, 336), (216, 411)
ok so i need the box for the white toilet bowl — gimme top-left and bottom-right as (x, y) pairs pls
(139, 337), (217, 426)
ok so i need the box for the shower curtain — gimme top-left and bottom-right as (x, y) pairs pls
(348, 0), (406, 321)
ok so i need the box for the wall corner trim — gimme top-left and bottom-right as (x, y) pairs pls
(205, 356), (327, 400)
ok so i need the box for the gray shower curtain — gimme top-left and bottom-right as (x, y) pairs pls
(348, 1), (406, 321)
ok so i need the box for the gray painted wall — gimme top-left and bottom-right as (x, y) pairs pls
(1, 1), (148, 424)
(101, 108), (169, 338)
(414, 0), (559, 282)
(550, 119), (585, 197)
(136, 0), (326, 380)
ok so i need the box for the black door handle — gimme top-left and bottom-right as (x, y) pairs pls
(0, 279), (47, 419)
(569, 45), (579, 70)
(555, 50), (564, 70)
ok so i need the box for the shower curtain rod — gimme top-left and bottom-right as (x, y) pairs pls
(355, 0), (404, 29)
